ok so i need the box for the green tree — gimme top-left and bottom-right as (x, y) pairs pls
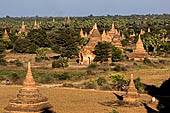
(52, 28), (82, 58)
(93, 41), (112, 63)
(27, 29), (49, 47)
(112, 46), (122, 61)
(13, 38), (38, 53)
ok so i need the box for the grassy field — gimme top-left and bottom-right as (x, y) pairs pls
(0, 86), (156, 113)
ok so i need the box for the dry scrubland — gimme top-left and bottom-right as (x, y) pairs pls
(0, 86), (155, 113)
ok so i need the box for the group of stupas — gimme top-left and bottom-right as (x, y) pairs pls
(2, 20), (40, 41)
(79, 23), (150, 64)
(3, 62), (143, 112)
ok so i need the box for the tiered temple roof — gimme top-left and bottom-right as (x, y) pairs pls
(4, 62), (53, 113)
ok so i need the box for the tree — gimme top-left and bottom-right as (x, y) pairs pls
(112, 46), (122, 61)
(27, 29), (49, 47)
(13, 38), (38, 53)
(51, 28), (82, 58)
(93, 42), (112, 63)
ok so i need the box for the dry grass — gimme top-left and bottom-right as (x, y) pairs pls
(0, 86), (155, 113)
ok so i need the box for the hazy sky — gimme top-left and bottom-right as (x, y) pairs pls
(0, 0), (170, 17)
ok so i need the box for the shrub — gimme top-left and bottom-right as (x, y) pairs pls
(0, 58), (7, 66)
(143, 57), (152, 64)
(10, 60), (23, 67)
(87, 63), (99, 69)
(109, 73), (125, 84)
(52, 57), (69, 68)
(57, 72), (71, 80)
(134, 77), (144, 91)
(109, 109), (119, 113)
(8, 73), (22, 84)
(97, 77), (107, 86)
(84, 79), (98, 89)
(113, 65), (128, 72)
(36, 47), (52, 59)
(100, 83), (112, 91)
(103, 67), (110, 71)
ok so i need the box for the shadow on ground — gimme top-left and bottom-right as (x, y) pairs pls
(144, 78), (170, 113)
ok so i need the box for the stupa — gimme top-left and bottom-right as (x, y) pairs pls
(3, 29), (10, 41)
(18, 21), (28, 35)
(4, 62), (53, 113)
(33, 20), (40, 30)
(128, 35), (149, 60)
(123, 74), (140, 103)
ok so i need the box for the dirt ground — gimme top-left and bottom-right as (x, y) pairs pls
(0, 86), (156, 113)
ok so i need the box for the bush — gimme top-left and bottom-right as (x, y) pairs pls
(0, 58), (7, 66)
(8, 73), (22, 84)
(113, 65), (128, 72)
(52, 57), (69, 68)
(109, 109), (119, 113)
(10, 60), (23, 67)
(109, 73), (125, 84)
(84, 79), (98, 89)
(143, 57), (152, 64)
(103, 67), (110, 71)
(134, 77), (144, 91)
(87, 63), (99, 69)
(100, 83), (112, 90)
(97, 77), (107, 86)
(13, 38), (38, 53)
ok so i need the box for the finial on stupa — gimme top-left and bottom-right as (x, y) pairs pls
(94, 23), (97, 29)
(148, 28), (151, 32)
(23, 62), (35, 88)
(102, 29), (106, 37)
(34, 20), (37, 26)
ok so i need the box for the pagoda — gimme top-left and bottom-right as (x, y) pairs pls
(4, 62), (53, 113)
(123, 74), (140, 103)
(3, 29), (10, 41)
(18, 21), (28, 35)
(33, 20), (40, 30)
(79, 23), (101, 64)
(128, 35), (149, 60)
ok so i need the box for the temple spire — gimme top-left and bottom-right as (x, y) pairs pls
(94, 23), (97, 29)
(127, 74), (138, 94)
(23, 62), (35, 88)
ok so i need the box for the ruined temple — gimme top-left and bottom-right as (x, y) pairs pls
(4, 62), (53, 113)
(19, 21), (28, 35)
(3, 29), (10, 41)
(79, 23), (101, 64)
(128, 35), (149, 60)
(123, 74), (140, 103)
(33, 20), (40, 30)
(79, 23), (123, 64)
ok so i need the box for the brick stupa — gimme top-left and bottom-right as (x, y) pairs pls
(19, 21), (28, 35)
(123, 74), (140, 103)
(4, 62), (53, 113)
(33, 20), (40, 30)
(3, 29), (10, 41)
(128, 35), (149, 60)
